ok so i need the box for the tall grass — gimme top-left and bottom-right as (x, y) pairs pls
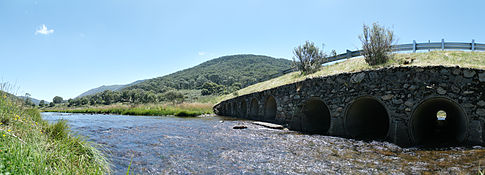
(0, 90), (110, 174)
(44, 103), (214, 117)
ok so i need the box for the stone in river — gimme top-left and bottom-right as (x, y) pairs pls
(233, 125), (247, 129)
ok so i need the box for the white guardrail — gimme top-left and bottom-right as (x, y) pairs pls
(279, 39), (483, 74)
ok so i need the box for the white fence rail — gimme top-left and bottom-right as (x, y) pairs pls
(326, 39), (483, 63)
(277, 39), (483, 75)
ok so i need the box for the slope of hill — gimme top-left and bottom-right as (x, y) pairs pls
(61, 54), (292, 106)
(124, 54), (292, 93)
(76, 79), (145, 98)
(219, 51), (485, 102)
(18, 96), (46, 105)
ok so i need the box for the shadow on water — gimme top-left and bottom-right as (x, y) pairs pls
(42, 112), (485, 174)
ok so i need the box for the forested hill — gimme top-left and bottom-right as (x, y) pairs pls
(76, 79), (145, 98)
(123, 54), (292, 94)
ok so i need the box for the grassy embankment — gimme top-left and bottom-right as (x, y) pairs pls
(44, 103), (213, 117)
(0, 91), (109, 174)
(218, 51), (485, 102)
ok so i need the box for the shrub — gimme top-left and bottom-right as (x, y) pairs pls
(46, 120), (69, 140)
(293, 41), (327, 75)
(359, 22), (395, 65)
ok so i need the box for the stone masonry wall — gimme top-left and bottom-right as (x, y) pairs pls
(213, 66), (485, 146)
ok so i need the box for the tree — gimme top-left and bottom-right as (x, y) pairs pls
(163, 91), (185, 104)
(359, 22), (395, 65)
(201, 82), (224, 95)
(53, 96), (63, 104)
(23, 93), (35, 106)
(293, 41), (327, 75)
(39, 100), (46, 107)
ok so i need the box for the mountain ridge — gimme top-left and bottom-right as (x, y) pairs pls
(76, 79), (145, 98)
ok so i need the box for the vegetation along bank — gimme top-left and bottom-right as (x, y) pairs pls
(0, 90), (110, 174)
(43, 103), (213, 117)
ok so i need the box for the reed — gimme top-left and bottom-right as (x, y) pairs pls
(44, 102), (214, 117)
(0, 90), (110, 174)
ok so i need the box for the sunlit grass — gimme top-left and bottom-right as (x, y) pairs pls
(44, 102), (214, 117)
(218, 51), (485, 102)
(0, 90), (110, 174)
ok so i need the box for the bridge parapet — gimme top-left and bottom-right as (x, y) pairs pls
(214, 66), (485, 147)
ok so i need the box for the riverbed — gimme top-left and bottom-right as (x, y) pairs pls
(42, 112), (485, 174)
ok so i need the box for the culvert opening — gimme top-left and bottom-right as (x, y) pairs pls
(345, 97), (389, 140)
(411, 98), (467, 147)
(249, 98), (259, 119)
(232, 102), (237, 116)
(301, 99), (331, 134)
(264, 96), (277, 121)
(224, 104), (230, 116)
(240, 100), (247, 118)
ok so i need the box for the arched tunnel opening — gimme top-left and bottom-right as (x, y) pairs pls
(224, 104), (230, 116)
(264, 96), (277, 121)
(232, 102), (237, 116)
(301, 99), (331, 134)
(249, 98), (259, 119)
(240, 100), (247, 118)
(411, 97), (467, 147)
(345, 97), (389, 140)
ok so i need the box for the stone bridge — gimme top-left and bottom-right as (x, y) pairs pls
(213, 66), (485, 147)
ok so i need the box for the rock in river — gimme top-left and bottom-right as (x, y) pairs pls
(233, 125), (247, 129)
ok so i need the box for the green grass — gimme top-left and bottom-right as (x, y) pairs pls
(218, 51), (485, 102)
(0, 91), (110, 174)
(44, 103), (214, 117)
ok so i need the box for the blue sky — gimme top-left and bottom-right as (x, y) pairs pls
(0, 0), (484, 101)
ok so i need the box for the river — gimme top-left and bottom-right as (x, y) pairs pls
(42, 112), (485, 174)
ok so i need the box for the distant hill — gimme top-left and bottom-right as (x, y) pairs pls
(76, 80), (145, 98)
(124, 54), (292, 93)
(18, 96), (46, 105)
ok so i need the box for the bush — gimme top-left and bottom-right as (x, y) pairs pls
(293, 41), (327, 75)
(359, 23), (395, 65)
(46, 120), (69, 140)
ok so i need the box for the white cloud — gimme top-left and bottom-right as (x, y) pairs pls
(35, 24), (54, 35)
(198, 52), (207, 56)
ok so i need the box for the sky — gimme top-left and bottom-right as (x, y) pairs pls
(0, 0), (484, 101)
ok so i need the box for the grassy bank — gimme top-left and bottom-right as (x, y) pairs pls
(218, 51), (485, 102)
(43, 103), (214, 117)
(0, 91), (109, 174)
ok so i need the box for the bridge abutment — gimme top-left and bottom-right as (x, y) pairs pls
(214, 66), (485, 147)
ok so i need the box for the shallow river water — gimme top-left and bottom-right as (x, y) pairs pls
(42, 112), (485, 174)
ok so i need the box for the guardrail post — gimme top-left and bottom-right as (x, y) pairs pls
(441, 39), (445, 50)
(472, 39), (475, 51)
(346, 50), (351, 59)
(428, 40), (430, 52)
(413, 40), (416, 53)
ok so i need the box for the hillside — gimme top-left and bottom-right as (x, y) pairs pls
(76, 79), (145, 98)
(219, 51), (485, 102)
(62, 54), (292, 106)
(124, 54), (292, 94)
(18, 96), (46, 105)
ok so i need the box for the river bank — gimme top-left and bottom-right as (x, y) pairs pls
(43, 103), (214, 117)
(0, 92), (109, 174)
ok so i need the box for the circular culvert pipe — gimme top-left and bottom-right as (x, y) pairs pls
(411, 97), (467, 147)
(240, 100), (247, 118)
(345, 97), (390, 140)
(249, 98), (259, 119)
(301, 99), (331, 134)
(264, 96), (277, 121)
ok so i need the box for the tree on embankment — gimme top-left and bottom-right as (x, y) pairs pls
(359, 22), (395, 66)
(292, 41), (328, 75)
